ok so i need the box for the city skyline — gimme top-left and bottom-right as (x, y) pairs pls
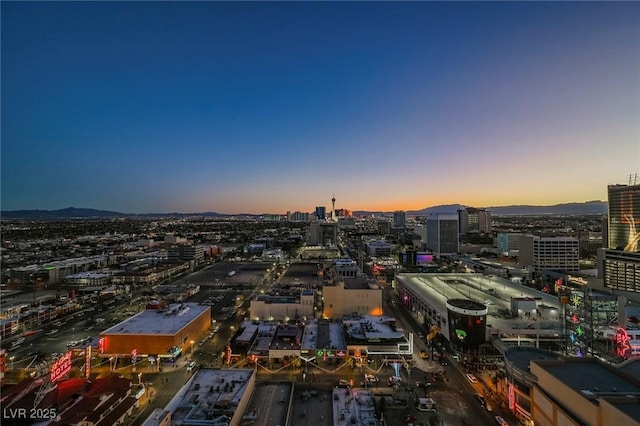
(2, 2), (639, 214)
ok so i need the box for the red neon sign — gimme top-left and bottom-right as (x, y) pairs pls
(98, 337), (105, 354)
(508, 383), (515, 411)
(50, 352), (72, 382)
(616, 327), (631, 358)
(85, 346), (92, 380)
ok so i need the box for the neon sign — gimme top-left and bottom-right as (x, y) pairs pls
(572, 294), (581, 308)
(508, 383), (515, 410)
(50, 351), (72, 382)
(85, 346), (91, 380)
(616, 327), (631, 358)
(98, 337), (105, 354)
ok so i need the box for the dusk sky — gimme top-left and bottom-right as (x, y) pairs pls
(2, 2), (639, 214)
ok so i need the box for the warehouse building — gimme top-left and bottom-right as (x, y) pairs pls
(98, 302), (211, 361)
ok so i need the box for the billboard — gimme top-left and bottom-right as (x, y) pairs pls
(416, 253), (434, 266)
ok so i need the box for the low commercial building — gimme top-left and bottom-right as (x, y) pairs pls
(98, 303), (211, 360)
(332, 388), (379, 426)
(112, 261), (191, 287)
(249, 289), (314, 321)
(143, 368), (256, 426)
(322, 278), (382, 319)
(342, 314), (412, 357)
(365, 240), (393, 257)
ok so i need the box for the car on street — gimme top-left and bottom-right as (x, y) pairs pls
(466, 374), (478, 384)
(402, 414), (416, 423)
(474, 394), (487, 408)
(388, 376), (402, 387)
(364, 374), (379, 383)
(495, 416), (508, 426)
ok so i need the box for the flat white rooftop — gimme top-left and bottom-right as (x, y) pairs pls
(101, 303), (210, 335)
(145, 368), (254, 426)
(332, 388), (379, 426)
(343, 315), (404, 340)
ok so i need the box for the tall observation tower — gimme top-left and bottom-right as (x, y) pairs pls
(331, 194), (336, 222)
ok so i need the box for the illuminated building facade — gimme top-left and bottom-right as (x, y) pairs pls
(564, 289), (620, 360)
(445, 299), (488, 353)
(607, 183), (640, 251)
(599, 183), (640, 300)
(599, 249), (640, 296)
(322, 279), (382, 319)
(563, 288), (640, 362)
(98, 303), (211, 360)
(249, 289), (314, 321)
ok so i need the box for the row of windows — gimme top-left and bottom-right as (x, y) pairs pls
(604, 261), (639, 293)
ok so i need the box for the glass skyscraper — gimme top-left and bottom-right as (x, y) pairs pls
(607, 183), (640, 252)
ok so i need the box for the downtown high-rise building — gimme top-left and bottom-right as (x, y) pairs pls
(315, 206), (326, 221)
(458, 207), (492, 235)
(426, 213), (459, 254)
(598, 181), (640, 299)
(519, 235), (580, 273)
(393, 210), (406, 229)
(607, 183), (640, 251)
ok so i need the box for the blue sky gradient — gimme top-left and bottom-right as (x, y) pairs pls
(2, 2), (639, 214)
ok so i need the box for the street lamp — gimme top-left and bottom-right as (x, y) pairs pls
(190, 340), (194, 354)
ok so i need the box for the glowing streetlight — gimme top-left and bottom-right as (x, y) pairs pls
(190, 340), (194, 354)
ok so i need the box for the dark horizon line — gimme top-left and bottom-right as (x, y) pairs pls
(0, 200), (608, 217)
